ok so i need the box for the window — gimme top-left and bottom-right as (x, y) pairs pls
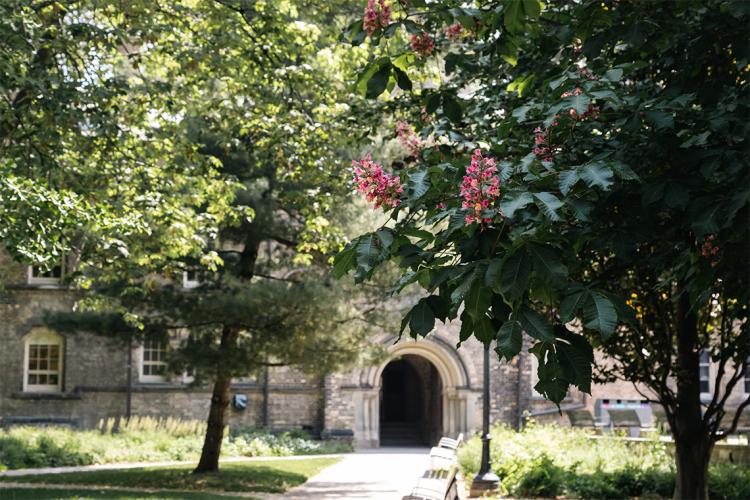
(744, 356), (750, 394)
(140, 340), (167, 382)
(182, 270), (200, 289)
(27, 263), (63, 286)
(699, 351), (711, 395)
(529, 353), (543, 398)
(23, 329), (64, 393)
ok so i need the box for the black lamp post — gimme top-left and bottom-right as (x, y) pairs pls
(470, 343), (499, 497)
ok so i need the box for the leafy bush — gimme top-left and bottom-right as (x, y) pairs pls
(457, 423), (748, 500)
(0, 417), (350, 470)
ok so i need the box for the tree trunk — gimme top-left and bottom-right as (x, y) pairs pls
(673, 434), (712, 500)
(193, 327), (237, 474)
(671, 289), (711, 500)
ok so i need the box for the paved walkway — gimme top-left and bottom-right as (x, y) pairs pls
(262, 447), (430, 500)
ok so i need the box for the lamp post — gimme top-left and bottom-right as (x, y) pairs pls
(470, 343), (499, 497)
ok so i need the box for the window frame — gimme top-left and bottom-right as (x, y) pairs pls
(182, 270), (200, 289)
(27, 263), (64, 286)
(699, 350), (712, 398)
(139, 339), (168, 383)
(744, 355), (750, 395)
(23, 329), (64, 393)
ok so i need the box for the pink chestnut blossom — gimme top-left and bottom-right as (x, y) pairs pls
(352, 154), (403, 209)
(395, 121), (423, 158)
(410, 32), (435, 56)
(444, 22), (463, 40)
(460, 149), (501, 226)
(364, 0), (392, 35)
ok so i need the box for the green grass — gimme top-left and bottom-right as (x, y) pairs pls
(0, 457), (339, 496)
(0, 487), (245, 499)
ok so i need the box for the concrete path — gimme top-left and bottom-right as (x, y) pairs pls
(262, 447), (430, 500)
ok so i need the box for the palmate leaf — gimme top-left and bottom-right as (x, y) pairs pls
(465, 281), (491, 321)
(555, 326), (594, 393)
(498, 248), (531, 300)
(365, 60), (391, 99)
(533, 192), (563, 221)
(579, 163), (614, 190)
(408, 298), (435, 336)
(332, 244), (356, 278)
(583, 291), (618, 340)
(530, 343), (568, 404)
(560, 285), (588, 323)
(407, 170), (430, 203)
(496, 320), (523, 360)
(558, 170), (580, 195)
(528, 244), (567, 286)
(516, 305), (556, 342)
(499, 191), (533, 218)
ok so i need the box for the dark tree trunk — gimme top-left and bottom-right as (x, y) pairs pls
(193, 327), (237, 474)
(671, 290), (711, 500)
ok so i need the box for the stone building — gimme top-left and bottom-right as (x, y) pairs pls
(1, 252), (747, 447)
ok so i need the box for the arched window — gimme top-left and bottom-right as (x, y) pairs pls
(23, 329), (64, 393)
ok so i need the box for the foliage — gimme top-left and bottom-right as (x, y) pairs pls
(0, 489), (221, 500)
(337, 0), (749, 406)
(336, 1), (748, 495)
(0, 422), (349, 470)
(457, 424), (749, 500)
(0, 457), (340, 494)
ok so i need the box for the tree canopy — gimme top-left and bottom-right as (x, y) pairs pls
(336, 1), (748, 498)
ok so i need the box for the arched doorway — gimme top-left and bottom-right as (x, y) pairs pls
(379, 354), (443, 446)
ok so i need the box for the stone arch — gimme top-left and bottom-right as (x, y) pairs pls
(352, 336), (480, 448)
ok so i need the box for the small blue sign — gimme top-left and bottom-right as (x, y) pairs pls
(232, 394), (247, 411)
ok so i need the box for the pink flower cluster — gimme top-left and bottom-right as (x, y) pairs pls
(352, 154), (403, 209)
(395, 121), (423, 158)
(701, 234), (720, 267)
(363, 0), (391, 35)
(444, 22), (463, 40)
(561, 87), (599, 120)
(410, 32), (435, 56)
(533, 127), (555, 163)
(460, 149), (501, 226)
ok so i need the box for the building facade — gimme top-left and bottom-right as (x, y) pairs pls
(1, 252), (747, 447)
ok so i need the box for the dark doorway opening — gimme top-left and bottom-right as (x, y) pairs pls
(379, 354), (443, 447)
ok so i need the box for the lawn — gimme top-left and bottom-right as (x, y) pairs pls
(0, 457), (339, 497)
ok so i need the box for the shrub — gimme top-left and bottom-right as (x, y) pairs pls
(709, 463), (750, 500)
(0, 418), (350, 470)
(514, 454), (565, 498)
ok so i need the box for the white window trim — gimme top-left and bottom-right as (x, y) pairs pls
(138, 340), (168, 383)
(23, 329), (64, 393)
(27, 263), (64, 286)
(529, 353), (544, 399)
(182, 270), (200, 289)
(699, 351), (712, 399)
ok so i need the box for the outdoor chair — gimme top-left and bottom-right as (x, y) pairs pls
(566, 409), (606, 432)
(403, 467), (458, 500)
(607, 409), (644, 436)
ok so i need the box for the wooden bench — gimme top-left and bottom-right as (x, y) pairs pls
(403, 467), (460, 500)
(429, 433), (463, 470)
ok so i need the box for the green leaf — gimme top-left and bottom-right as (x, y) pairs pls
(426, 295), (449, 322)
(644, 110), (674, 130)
(465, 282), (491, 320)
(517, 305), (556, 342)
(499, 192), (533, 218)
(555, 327), (594, 393)
(409, 299), (435, 336)
(558, 170), (579, 195)
(604, 68), (623, 82)
(583, 291), (618, 340)
(442, 94), (463, 123)
(401, 226), (433, 241)
(504, 0), (523, 33)
(499, 248), (531, 301)
(393, 66), (412, 92)
(407, 170), (430, 202)
(528, 244), (567, 286)
(569, 93), (591, 115)
(560, 286), (588, 323)
(496, 321), (523, 360)
(533, 192), (563, 221)
(459, 311), (473, 343)
(579, 163), (614, 190)
(356, 234), (379, 272)
(485, 259), (502, 288)
(522, 0), (541, 19)
(366, 61), (391, 99)
(425, 93), (441, 114)
(332, 245), (356, 278)
(474, 314), (495, 344)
